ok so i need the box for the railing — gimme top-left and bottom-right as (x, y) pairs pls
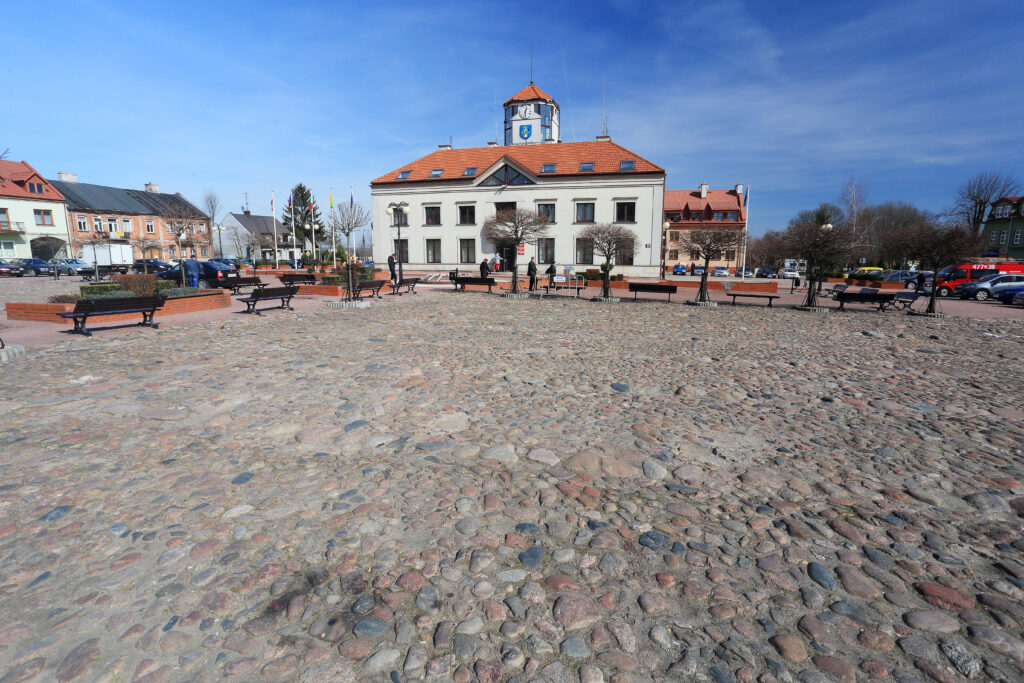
(0, 222), (26, 234)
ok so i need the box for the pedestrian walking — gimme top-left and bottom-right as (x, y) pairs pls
(387, 253), (397, 283)
(791, 274), (800, 293)
(915, 271), (926, 291)
(480, 259), (489, 277)
(545, 262), (557, 290)
(184, 258), (200, 288)
(527, 257), (537, 291)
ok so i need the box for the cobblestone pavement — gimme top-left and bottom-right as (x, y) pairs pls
(1, 293), (1023, 682)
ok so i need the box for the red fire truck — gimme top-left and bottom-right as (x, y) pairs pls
(933, 260), (1024, 296)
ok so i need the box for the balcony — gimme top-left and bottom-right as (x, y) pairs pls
(0, 222), (26, 234)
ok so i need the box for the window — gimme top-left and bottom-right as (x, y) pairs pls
(462, 167), (477, 177)
(200, 246), (209, 257)
(75, 215), (87, 232)
(537, 238), (555, 264)
(196, 223), (205, 233)
(724, 250), (736, 261)
(615, 201), (636, 222)
(689, 250), (701, 260)
(28, 182), (43, 194)
(93, 217), (103, 232)
(1000, 231), (1008, 245)
(616, 240), (634, 266)
(1014, 230), (1022, 245)
(539, 104), (553, 140)
(392, 209), (408, 227)
(668, 249), (678, 260)
(690, 209), (703, 221)
(459, 238), (476, 263)
(397, 170), (411, 180)
(121, 217), (132, 233)
(541, 163), (556, 173)
(668, 231), (679, 241)
(575, 202), (595, 223)
(619, 160), (635, 171)
(426, 239), (442, 263)
(0, 208), (9, 230)
(480, 166), (534, 186)
(34, 209), (54, 226)
(394, 239), (408, 263)
(0, 240), (14, 257)
(575, 238), (594, 264)
(504, 107), (514, 146)
(537, 203), (555, 222)
(428, 169), (443, 178)
(107, 217), (118, 232)
(146, 219), (155, 234)
(458, 205), (475, 225)
(990, 231), (997, 244)
(424, 206), (441, 225)
(713, 212), (724, 221)
(167, 244), (177, 257)
(579, 162), (595, 172)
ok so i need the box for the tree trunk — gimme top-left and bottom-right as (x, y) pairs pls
(346, 231), (354, 301)
(601, 258), (612, 298)
(803, 259), (817, 307)
(696, 257), (712, 301)
(509, 250), (519, 293)
(926, 260), (937, 314)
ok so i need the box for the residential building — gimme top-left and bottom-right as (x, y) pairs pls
(663, 184), (747, 273)
(981, 196), (1023, 260)
(370, 84), (666, 277)
(221, 211), (293, 260)
(0, 160), (71, 260)
(49, 175), (212, 261)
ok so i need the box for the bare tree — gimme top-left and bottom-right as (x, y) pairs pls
(746, 230), (787, 272)
(482, 208), (550, 293)
(202, 191), (223, 257)
(327, 201), (372, 300)
(577, 223), (638, 299)
(165, 218), (194, 287)
(896, 219), (980, 314)
(841, 179), (867, 238)
(678, 228), (745, 302)
(784, 209), (855, 308)
(950, 172), (1022, 236)
(131, 233), (163, 272)
(0, 148), (8, 161)
(861, 201), (931, 268)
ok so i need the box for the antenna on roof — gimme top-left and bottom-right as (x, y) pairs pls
(530, 47), (533, 84)
(449, 135), (453, 148)
(243, 192), (249, 212)
(601, 79), (608, 137)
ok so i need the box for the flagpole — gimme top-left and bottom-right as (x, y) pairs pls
(272, 191), (279, 269)
(289, 196), (296, 267)
(740, 184), (749, 281)
(330, 187), (337, 271)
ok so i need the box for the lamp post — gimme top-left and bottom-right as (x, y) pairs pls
(661, 220), (670, 280)
(385, 202), (410, 284)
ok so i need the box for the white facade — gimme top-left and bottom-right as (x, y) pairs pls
(0, 196), (70, 259)
(371, 163), (665, 277)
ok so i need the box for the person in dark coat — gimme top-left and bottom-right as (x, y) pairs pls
(545, 263), (557, 290)
(527, 257), (538, 291)
(183, 258), (200, 288)
(480, 259), (489, 277)
(387, 253), (397, 283)
(915, 271), (926, 291)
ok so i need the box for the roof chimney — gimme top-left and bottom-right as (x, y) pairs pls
(595, 134), (611, 141)
(734, 183), (743, 196)
(243, 210), (251, 216)
(487, 141), (499, 147)
(438, 143), (452, 150)
(57, 171), (78, 183)
(699, 182), (709, 198)
(145, 183), (159, 193)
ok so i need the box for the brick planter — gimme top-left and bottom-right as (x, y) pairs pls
(7, 290), (231, 324)
(295, 284), (347, 296)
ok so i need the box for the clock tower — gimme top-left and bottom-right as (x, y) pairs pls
(502, 83), (559, 146)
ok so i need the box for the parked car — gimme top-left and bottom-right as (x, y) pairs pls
(757, 267), (776, 278)
(0, 259), (26, 277)
(955, 273), (1024, 301)
(995, 284), (1024, 305)
(711, 266), (730, 277)
(933, 260), (1024, 297)
(52, 258), (91, 275)
(133, 259), (174, 273)
(12, 258), (54, 276)
(739, 267), (754, 277)
(779, 268), (800, 279)
(672, 263), (687, 275)
(692, 266), (705, 276)
(155, 260), (237, 288)
(1013, 291), (1024, 307)
(851, 267), (884, 278)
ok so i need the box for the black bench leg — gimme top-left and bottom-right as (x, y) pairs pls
(77, 314), (91, 336)
(767, 298), (773, 308)
(284, 297), (294, 311)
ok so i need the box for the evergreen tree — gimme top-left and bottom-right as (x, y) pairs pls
(280, 183), (324, 248)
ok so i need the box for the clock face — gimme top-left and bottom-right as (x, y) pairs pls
(518, 104), (530, 118)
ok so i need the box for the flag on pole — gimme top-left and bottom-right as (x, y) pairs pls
(271, 195), (274, 212)
(744, 185), (749, 209)
(329, 189), (333, 209)
(350, 187), (354, 208)
(287, 195), (292, 209)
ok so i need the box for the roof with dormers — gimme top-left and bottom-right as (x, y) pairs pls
(0, 161), (65, 202)
(371, 140), (663, 186)
(503, 83), (555, 106)
(664, 189), (746, 221)
(991, 196), (1022, 205)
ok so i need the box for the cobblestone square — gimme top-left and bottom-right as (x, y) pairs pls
(1, 292), (1022, 682)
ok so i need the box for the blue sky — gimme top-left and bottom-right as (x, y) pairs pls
(2, 0), (1021, 236)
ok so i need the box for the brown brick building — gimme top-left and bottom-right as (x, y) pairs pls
(663, 183), (747, 273)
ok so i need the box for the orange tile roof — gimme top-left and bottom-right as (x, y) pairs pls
(503, 83), (555, 106)
(372, 140), (664, 185)
(0, 160), (65, 201)
(664, 189), (744, 220)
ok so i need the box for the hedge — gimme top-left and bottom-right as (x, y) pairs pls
(80, 283), (124, 296)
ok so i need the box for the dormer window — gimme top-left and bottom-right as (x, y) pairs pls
(397, 170), (410, 180)
(579, 162), (595, 172)
(541, 163), (556, 173)
(28, 182), (44, 194)
(619, 160), (635, 171)
(428, 169), (443, 178)
(462, 167), (477, 177)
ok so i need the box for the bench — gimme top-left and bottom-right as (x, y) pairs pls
(892, 291), (919, 310)
(390, 277), (420, 294)
(348, 279), (386, 299)
(228, 276), (267, 295)
(830, 284), (848, 299)
(628, 282), (678, 301)
(835, 288), (900, 311)
(454, 276), (496, 293)
(239, 286), (297, 315)
(728, 293), (779, 307)
(279, 273), (317, 286)
(58, 295), (166, 336)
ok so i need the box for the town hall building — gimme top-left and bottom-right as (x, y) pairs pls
(370, 84), (667, 277)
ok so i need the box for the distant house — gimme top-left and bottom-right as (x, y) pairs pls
(221, 211), (293, 261)
(981, 196), (1023, 260)
(48, 174), (212, 260)
(0, 160), (71, 260)
(663, 183), (747, 272)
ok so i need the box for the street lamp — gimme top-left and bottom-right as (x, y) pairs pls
(662, 220), (670, 280)
(385, 202), (410, 284)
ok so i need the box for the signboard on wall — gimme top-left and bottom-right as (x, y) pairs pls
(517, 243), (525, 255)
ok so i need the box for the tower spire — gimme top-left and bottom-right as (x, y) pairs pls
(530, 47), (533, 84)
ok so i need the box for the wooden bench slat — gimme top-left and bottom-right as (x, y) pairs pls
(60, 296), (166, 336)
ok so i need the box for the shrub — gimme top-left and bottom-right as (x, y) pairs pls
(155, 280), (182, 292)
(159, 287), (200, 296)
(320, 275), (345, 286)
(48, 293), (81, 303)
(80, 283), (124, 296)
(111, 273), (157, 297)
